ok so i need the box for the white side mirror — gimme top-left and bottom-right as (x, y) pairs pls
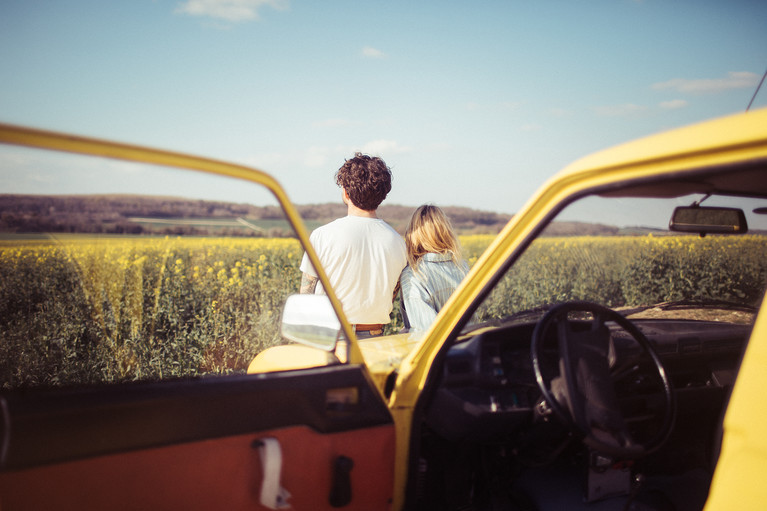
(281, 294), (342, 351)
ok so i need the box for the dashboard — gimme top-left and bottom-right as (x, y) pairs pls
(425, 318), (751, 443)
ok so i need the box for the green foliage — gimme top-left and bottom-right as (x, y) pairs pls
(0, 238), (301, 388)
(620, 236), (767, 305)
(475, 236), (767, 322)
(1, 234), (766, 388)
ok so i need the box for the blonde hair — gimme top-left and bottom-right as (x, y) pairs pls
(405, 204), (462, 270)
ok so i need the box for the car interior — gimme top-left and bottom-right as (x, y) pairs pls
(406, 163), (767, 511)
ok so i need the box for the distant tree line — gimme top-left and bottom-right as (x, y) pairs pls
(0, 194), (516, 237)
(299, 202), (513, 234)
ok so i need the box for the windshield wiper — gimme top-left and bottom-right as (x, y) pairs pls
(461, 299), (758, 336)
(461, 304), (557, 334)
(622, 299), (758, 318)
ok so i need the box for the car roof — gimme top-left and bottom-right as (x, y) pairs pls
(556, 107), (767, 199)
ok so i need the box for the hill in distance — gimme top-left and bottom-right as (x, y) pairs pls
(0, 194), (620, 237)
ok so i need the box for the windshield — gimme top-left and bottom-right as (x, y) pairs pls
(471, 192), (767, 328)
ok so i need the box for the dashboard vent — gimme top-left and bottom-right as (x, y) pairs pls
(653, 343), (677, 355)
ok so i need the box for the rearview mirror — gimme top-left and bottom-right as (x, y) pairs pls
(281, 294), (342, 351)
(669, 206), (748, 235)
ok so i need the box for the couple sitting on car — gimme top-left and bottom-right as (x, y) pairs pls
(299, 153), (468, 335)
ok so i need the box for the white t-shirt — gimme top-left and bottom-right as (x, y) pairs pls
(300, 215), (407, 324)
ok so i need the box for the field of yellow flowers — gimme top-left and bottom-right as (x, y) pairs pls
(0, 236), (303, 387)
(1, 234), (765, 388)
(477, 235), (767, 321)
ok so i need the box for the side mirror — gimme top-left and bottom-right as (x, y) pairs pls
(669, 206), (748, 235)
(281, 294), (342, 351)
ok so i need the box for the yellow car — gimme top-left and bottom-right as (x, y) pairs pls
(0, 108), (766, 511)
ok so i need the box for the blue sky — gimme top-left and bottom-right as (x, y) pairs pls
(1, 0), (766, 214)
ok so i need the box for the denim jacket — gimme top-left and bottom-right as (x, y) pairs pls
(399, 253), (469, 331)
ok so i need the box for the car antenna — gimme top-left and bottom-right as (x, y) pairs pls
(746, 66), (767, 111)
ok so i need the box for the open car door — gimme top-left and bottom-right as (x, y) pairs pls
(0, 124), (395, 510)
(704, 297), (767, 509)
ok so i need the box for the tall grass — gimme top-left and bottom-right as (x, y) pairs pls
(477, 235), (767, 321)
(1, 234), (765, 388)
(0, 237), (300, 387)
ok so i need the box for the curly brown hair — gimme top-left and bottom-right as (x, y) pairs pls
(335, 153), (392, 211)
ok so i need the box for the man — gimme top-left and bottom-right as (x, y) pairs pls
(299, 153), (407, 337)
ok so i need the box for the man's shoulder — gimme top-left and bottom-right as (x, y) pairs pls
(377, 220), (406, 251)
(324, 216), (400, 234)
(312, 216), (404, 250)
(310, 217), (348, 237)
(375, 218), (404, 236)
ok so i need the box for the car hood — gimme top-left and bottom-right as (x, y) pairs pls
(357, 332), (426, 390)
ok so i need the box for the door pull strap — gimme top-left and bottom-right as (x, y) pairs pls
(254, 438), (292, 509)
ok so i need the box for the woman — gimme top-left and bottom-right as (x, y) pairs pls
(399, 204), (469, 331)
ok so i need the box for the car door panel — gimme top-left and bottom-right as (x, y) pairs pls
(0, 365), (395, 510)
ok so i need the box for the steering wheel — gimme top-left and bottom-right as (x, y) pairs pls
(530, 301), (675, 459)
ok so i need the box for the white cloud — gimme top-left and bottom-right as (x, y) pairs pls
(362, 46), (386, 59)
(465, 101), (523, 112)
(500, 101), (522, 110)
(424, 142), (451, 151)
(548, 107), (572, 117)
(241, 151), (293, 171)
(594, 103), (647, 117)
(659, 99), (688, 110)
(0, 147), (34, 167)
(312, 118), (359, 129)
(246, 140), (413, 171)
(360, 139), (412, 156)
(652, 71), (759, 94)
(519, 123), (541, 132)
(175, 0), (288, 22)
(301, 140), (411, 168)
(304, 146), (334, 168)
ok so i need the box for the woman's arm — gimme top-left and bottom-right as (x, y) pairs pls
(399, 268), (437, 331)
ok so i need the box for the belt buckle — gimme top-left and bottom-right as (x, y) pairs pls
(354, 324), (383, 335)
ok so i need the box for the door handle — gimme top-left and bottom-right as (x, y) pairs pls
(329, 455), (354, 507)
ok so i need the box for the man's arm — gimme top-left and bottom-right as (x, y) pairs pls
(300, 272), (319, 294)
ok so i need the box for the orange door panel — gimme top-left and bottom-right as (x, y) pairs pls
(0, 365), (394, 510)
(0, 424), (394, 510)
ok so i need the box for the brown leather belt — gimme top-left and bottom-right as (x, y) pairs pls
(354, 323), (384, 333)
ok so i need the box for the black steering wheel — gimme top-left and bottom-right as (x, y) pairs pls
(530, 301), (675, 459)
